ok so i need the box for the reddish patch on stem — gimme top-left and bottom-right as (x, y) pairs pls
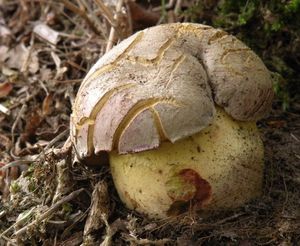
(167, 168), (212, 216)
(179, 168), (212, 208)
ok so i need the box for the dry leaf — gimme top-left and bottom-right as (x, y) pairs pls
(0, 82), (13, 98)
(42, 93), (53, 116)
(83, 181), (110, 236)
(128, 1), (160, 30)
(0, 45), (9, 62)
(0, 104), (10, 115)
(0, 23), (11, 37)
(7, 43), (39, 74)
(21, 109), (43, 143)
(51, 51), (67, 79)
(40, 67), (52, 81)
(0, 133), (12, 151)
(33, 22), (60, 45)
(1, 65), (18, 77)
(267, 120), (287, 128)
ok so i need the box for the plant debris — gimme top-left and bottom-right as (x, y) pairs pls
(0, 0), (299, 245)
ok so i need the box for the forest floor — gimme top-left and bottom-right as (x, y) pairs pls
(0, 1), (299, 245)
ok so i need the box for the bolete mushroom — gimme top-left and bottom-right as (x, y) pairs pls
(70, 23), (273, 218)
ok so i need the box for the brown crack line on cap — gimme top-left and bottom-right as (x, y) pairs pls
(75, 83), (136, 156)
(126, 35), (175, 66)
(208, 30), (228, 45)
(86, 83), (137, 155)
(113, 98), (182, 152)
(148, 107), (169, 142)
(74, 29), (177, 119)
(74, 31), (145, 113)
(165, 54), (186, 88)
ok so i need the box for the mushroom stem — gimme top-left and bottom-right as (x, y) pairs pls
(109, 107), (264, 218)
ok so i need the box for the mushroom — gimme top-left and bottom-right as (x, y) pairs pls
(70, 23), (273, 218)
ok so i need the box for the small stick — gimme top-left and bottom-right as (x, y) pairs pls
(78, 0), (106, 35)
(62, 0), (102, 36)
(0, 160), (31, 172)
(1, 129), (69, 173)
(174, 0), (182, 16)
(14, 188), (84, 236)
(153, 0), (175, 11)
(106, 0), (124, 53)
(37, 129), (69, 155)
(0, 207), (35, 240)
(0, 104), (10, 115)
(0, 234), (18, 246)
(94, 0), (116, 27)
(11, 104), (27, 144)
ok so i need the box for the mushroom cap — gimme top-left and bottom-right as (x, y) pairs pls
(71, 23), (273, 159)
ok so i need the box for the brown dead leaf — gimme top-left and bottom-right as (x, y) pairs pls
(21, 109), (43, 143)
(0, 133), (11, 151)
(7, 43), (39, 74)
(42, 93), (53, 116)
(128, 1), (160, 30)
(267, 120), (287, 128)
(40, 67), (52, 81)
(0, 82), (13, 98)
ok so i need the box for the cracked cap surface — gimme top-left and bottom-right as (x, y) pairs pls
(70, 23), (273, 159)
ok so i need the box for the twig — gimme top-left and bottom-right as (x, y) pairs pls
(290, 133), (300, 142)
(54, 79), (82, 84)
(153, 0), (175, 11)
(174, 0), (182, 16)
(61, 0), (103, 36)
(0, 207), (35, 240)
(38, 79), (49, 95)
(94, 0), (116, 27)
(9, 90), (39, 110)
(0, 160), (32, 172)
(1, 129), (69, 172)
(11, 104), (27, 144)
(127, 238), (173, 245)
(106, 0), (124, 52)
(78, 0), (107, 35)
(66, 60), (87, 72)
(215, 212), (245, 225)
(14, 188), (85, 236)
(38, 129), (69, 155)
(0, 234), (18, 246)
(0, 104), (10, 115)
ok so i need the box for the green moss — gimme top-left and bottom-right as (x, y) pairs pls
(10, 181), (21, 194)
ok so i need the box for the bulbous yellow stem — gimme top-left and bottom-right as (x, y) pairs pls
(109, 107), (264, 218)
